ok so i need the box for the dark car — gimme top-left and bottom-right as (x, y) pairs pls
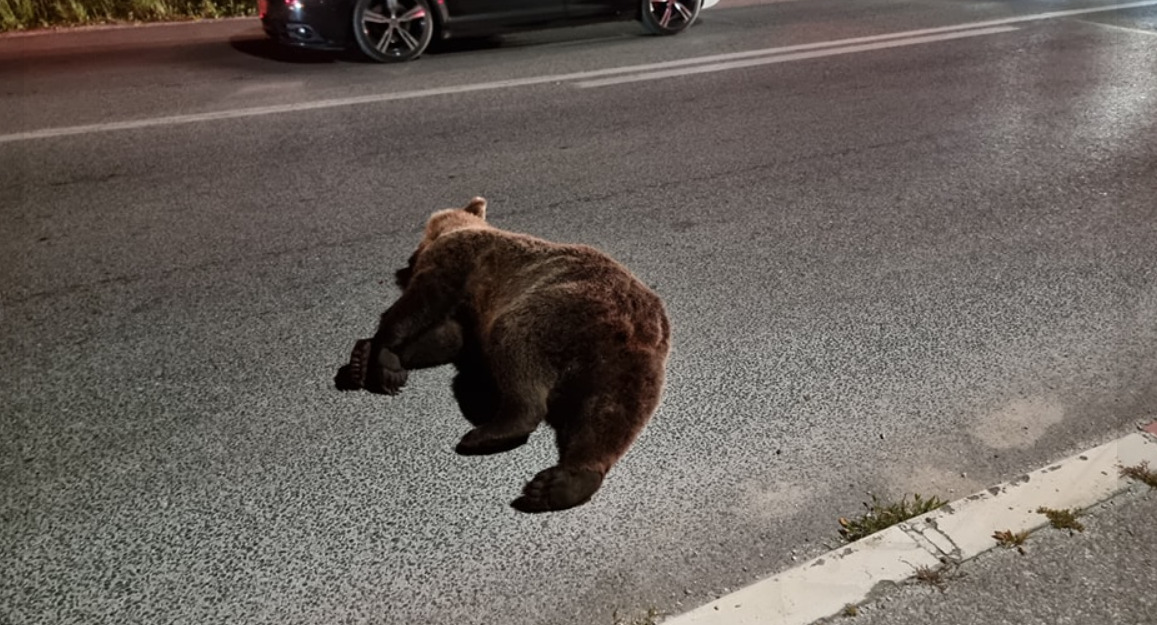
(259, 0), (704, 62)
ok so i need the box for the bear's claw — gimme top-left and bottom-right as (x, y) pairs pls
(335, 339), (409, 395)
(334, 339), (371, 391)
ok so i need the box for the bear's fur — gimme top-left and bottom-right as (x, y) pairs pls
(337, 197), (671, 513)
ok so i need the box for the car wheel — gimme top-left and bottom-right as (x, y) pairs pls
(640, 0), (702, 35)
(352, 0), (435, 63)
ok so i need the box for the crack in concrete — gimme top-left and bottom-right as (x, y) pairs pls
(901, 519), (963, 563)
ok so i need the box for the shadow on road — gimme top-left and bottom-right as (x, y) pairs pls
(226, 33), (511, 64)
(228, 32), (531, 64)
(229, 35), (347, 64)
(425, 35), (506, 56)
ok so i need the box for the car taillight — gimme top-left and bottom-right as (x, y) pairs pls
(257, 0), (268, 16)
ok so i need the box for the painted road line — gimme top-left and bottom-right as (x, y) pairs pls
(926, 0), (1157, 31)
(0, 78), (567, 144)
(1078, 19), (1157, 36)
(663, 431), (1157, 625)
(3, 0), (1157, 143)
(0, 27), (1018, 144)
(575, 26), (1018, 88)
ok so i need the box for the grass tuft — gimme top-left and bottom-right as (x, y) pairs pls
(842, 604), (859, 617)
(612, 607), (662, 625)
(1120, 461), (1157, 489)
(838, 493), (946, 542)
(1036, 506), (1084, 533)
(992, 529), (1030, 553)
(912, 565), (947, 591)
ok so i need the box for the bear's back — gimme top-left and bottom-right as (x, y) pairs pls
(452, 228), (668, 355)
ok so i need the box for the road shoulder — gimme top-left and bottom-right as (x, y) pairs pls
(665, 427), (1157, 625)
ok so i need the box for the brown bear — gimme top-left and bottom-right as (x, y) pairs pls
(336, 197), (671, 513)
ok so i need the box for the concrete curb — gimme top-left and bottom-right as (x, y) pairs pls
(664, 430), (1157, 625)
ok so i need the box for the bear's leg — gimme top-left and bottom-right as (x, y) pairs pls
(453, 339), (550, 456)
(335, 320), (464, 394)
(451, 366), (500, 427)
(451, 321), (550, 453)
(509, 403), (624, 512)
(510, 357), (665, 513)
(395, 319), (463, 370)
(453, 388), (545, 455)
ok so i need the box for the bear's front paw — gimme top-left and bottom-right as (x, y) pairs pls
(365, 345), (409, 396)
(334, 339), (372, 391)
(334, 364), (362, 391)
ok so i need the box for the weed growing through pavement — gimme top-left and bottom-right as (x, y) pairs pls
(1036, 506), (1084, 533)
(1119, 461), (1157, 489)
(842, 604), (859, 617)
(612, 607), (662, 625)
(838, 493), (946, 542)
(992, 529), (1030, 554)
(912, 565), (949, 591)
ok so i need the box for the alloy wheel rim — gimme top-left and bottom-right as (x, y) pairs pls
(648, 0), (695, 29)
(362, 0), (428, 56)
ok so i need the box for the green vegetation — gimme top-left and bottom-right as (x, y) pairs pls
(837, 493), (947, 542)
(842, 604), (859, 617)
(1, 0), (254, 32)
(1036, 506), (1084, 533)
(1120, 461), (1157, 489)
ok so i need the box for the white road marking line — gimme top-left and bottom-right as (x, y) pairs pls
(575, 26), (1019, 88)
(2, 0), (1156, 143)
(0, 78), (570, 144)
(1078, 18), (1157, 36)
(931, 0), (1157, 29)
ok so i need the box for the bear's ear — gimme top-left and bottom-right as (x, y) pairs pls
(463, 196), (487, 220)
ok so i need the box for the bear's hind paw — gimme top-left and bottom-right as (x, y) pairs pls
(510, 466), (605, 513)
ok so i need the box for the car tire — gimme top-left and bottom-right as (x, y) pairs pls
(640, 0), (702, 35)
(352, 0), (435, 63)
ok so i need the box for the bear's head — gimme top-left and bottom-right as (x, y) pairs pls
(425, 196), (488, 238)
(395, 196), (489, 289)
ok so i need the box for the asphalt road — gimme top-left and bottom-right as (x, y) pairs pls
(2, 1), (1156, 623)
